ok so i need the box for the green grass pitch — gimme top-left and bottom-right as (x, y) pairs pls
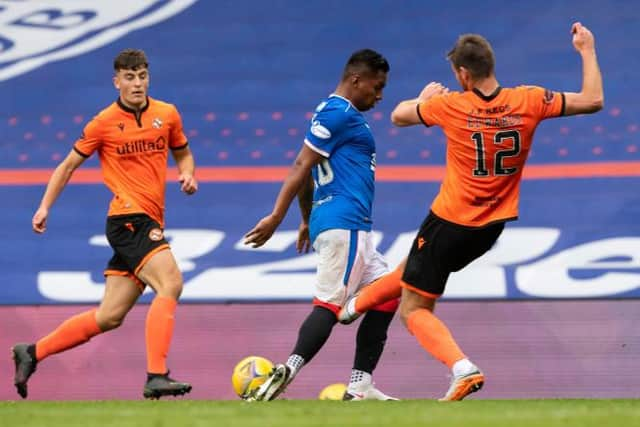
(1, 400), (638, 427)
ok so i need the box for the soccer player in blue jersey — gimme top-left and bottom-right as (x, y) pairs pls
(244, 49), (398, 401)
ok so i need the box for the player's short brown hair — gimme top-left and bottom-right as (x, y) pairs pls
(447, 34), (495, 79)
(113, 49), (148, 72)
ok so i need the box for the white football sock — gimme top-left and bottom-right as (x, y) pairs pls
(286, 354), (305, 378)
(348, 370), (372, 391)
(452, 358), (476, 377)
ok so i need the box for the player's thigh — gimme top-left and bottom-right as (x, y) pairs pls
(401, 214), (450, 296)
(358, 232), (390, 289)
(106, 214), (171, 279)
(446, 222), (504, 272)
(313, 229), (365, 305)
(137, 248), (183, 298)
(96, 274), (141, 329)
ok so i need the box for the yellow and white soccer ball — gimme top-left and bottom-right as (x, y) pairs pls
(318, 383), (347, 400)
(231, 355), (274, 399)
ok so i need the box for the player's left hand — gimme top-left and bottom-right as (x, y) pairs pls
(296, 221), (312, 253)
(418, 81), (449, 102)
(179, 173), (198, 195)
(244, 215), (280, 248)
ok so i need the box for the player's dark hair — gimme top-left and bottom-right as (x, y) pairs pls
(113, 49), (148, 72)
(342, 49), (389, 80)
(447, 34), (495, 79)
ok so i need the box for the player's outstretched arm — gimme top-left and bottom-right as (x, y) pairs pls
(391, 82), (448, 126)
(32, 150), (86, 233)
(244, 145), (322, 248)
(172, 146), (198, 195)
(563, 22), (604, 116)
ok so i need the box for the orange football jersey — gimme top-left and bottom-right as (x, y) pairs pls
(74, 97), (188, 226)
(418, 86), (564, 226)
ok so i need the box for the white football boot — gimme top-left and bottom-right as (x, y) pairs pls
(252, 364), (292, 401)
(439, 365), (484, 401)
(343, 383), (399, 401)
(337, 294), (362, 325)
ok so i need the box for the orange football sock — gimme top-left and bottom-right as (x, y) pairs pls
(406, 308), (465, 368)
(35, 309), (102, 361)
(355, 266), (403, 313)
(146, 296), (178, 374)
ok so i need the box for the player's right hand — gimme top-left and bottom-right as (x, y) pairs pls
(244, 214), (280, 248)
(571, 22), (595, 52)
(32, 207), (48, 233)
(418, 82), (449, 102)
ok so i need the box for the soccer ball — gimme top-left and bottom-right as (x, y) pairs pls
(318, 383), (347, 400)
(231, 355), (274, 399)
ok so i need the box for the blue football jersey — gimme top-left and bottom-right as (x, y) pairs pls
(305, 94), (377, 242)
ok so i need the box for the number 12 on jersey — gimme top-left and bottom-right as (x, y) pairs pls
(471, 130), (522, 177)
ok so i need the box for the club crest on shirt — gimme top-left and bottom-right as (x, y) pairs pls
(152, 118), (163, 129)
(148, 228), (164, 241)
(0, 0), (197, 82)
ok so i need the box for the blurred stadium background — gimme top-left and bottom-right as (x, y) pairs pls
(1, 0), (639, 400)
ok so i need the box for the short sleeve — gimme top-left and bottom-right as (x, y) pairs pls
(73, 117), (102, 158)
(169, 105), (188, 149)
(417, 95), (447, 127)
(304, 104), (348, 157)
(526, 86), (565, 121)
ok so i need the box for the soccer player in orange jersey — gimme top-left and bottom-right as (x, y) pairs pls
(12, 49), (197, 399)
(338, 22), (603, 400)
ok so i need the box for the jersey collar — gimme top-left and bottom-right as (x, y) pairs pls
(117, 96), (150, 114)
(329, 94), (360, 112)
(117, 96), (150, 127)
(472, 86), (502, 102)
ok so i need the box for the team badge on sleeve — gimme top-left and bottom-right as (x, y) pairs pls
(311, 120), (331, 139)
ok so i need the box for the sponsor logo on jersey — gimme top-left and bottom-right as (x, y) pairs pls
(116, 136), (166, 155)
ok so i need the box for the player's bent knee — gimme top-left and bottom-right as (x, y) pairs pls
(398, 307), (412, 328)
(96, 312), (126, 331)
(154, 280), (183, 299)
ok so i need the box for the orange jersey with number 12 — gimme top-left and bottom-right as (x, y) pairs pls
(418, 86), (565, 227)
